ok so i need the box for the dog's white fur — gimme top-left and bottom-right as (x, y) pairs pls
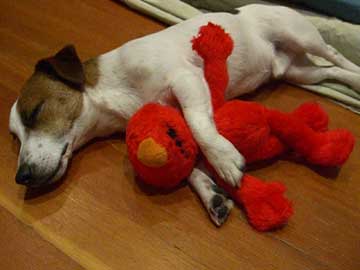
(10, 5), (360, 223)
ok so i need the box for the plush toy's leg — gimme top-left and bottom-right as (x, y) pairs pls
(267, 109), (355, 166)
(247, 102), (329, 163)
(246, 135), (286, 163)
(291, 102), (329, 132)
(188, 165), (234, 226)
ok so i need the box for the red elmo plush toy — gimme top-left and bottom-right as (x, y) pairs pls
(126, 23), (355, 231)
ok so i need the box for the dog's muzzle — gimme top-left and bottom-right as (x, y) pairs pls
(15, 163), (33, 185)
(15, 142), (69, 187)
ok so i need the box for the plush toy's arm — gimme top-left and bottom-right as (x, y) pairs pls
(192, 22), (233, 110)
(191, 23), (293, 231)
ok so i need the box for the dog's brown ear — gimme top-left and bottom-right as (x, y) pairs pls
(36, 45), (85, 89)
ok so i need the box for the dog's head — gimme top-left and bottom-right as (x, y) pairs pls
(9, 45), (88, 188)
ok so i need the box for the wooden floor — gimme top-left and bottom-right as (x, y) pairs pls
(0, 1), (359, 269)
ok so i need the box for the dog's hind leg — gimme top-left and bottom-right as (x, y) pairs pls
(188, 165), (233, 226)
(288, 32), (360, 73)
(308, 44), (360, 74)
(284, 56), (360, 92)
(275, 14), (360, 74)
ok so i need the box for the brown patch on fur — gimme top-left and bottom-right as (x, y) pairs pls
(17, 71), (83, 136)
(83, 58), (99, 87)
(36, 45), (85, 89)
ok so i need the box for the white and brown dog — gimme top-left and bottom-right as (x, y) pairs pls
(9, 5), (360, 225)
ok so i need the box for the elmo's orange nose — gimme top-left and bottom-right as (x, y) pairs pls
(137, 137), (168, 168)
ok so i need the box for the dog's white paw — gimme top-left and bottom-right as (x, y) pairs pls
(208, 184), (234, 226)
(189, 167), (233, 226)
(203, 135), (245, 187)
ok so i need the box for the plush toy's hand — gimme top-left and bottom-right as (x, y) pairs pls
(239, 175), (293, 231)
(214, 174), (293, 231)
(203, 134), (245, 187)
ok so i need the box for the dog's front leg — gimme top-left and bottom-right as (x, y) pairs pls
(169, 68), (245, 187)
(189, 166), (233, 226)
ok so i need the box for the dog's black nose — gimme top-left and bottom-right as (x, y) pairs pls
(15, 164), (33, 185)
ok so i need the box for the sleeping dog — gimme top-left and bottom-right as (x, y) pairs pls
(9, 5), (360, 225)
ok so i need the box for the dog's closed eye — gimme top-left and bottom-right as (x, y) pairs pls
(21, 102), (44, 128)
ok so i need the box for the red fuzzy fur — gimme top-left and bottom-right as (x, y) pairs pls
(126, 104), (198, 188)
(126, 23), (355, 231)
(192, 22), (233, 110)
(219, 175), (293, 231)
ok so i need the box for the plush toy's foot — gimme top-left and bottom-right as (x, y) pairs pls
(291, 102), (329, 132)
(239, 175), (293, 231)
(307, 129), (355, 166)
(268, 109), (355, 167)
